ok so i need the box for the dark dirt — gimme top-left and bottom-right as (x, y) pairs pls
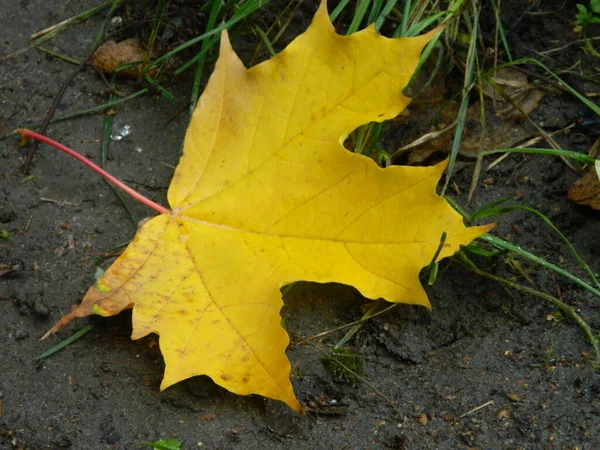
(1, 1), (600, 449)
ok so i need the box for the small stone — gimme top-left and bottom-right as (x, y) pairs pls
(15, 329), (29, 340)
(33, 300), (51, 319)
(507, 393), (520, 402)
(54, 435), (72, 448)
(100, 432), (120, 445)
(0, 208), (16, 223)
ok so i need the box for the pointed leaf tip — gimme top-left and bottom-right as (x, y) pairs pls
(313, 0), (334, 30)
(219, 28), (231, 53)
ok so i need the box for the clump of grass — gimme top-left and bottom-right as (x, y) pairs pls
(321, 347), (364, 385)
(574, 0), (600, 56)
(0, 224), (10, 240)
(140, 439), (182, 450)
(317, 300), (385, 385)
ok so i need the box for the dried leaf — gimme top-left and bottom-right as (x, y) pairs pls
(395, 68), (544, 161)
(90, 39), (147, 78)
(569, 168), (600, 210)
(484, 68), (546, 119)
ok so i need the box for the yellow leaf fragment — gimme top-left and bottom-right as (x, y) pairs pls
(44, 1), (491, 412)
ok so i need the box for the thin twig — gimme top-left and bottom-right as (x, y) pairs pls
(459, 400), (494, 418)
(334, 300), (384, 350)
(21, 60), (88, 173)
(538, 36), (600, 56)
(295, 303), (399, 345)
(486, 124), (575, 170)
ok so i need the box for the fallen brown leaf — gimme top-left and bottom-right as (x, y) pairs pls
(568, 168), (600, 210)
(90, 39), (147, 79)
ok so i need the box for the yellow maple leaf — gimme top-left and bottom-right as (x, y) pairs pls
(43, 1), (491, 412)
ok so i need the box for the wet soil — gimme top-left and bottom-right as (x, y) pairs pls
(1, 1), (600, 449)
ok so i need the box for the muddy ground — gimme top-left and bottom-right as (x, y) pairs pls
(1, 0), (600, 449)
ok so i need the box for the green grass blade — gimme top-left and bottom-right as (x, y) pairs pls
(33, 1), (115, 43)
(36, 325), (96, 360)
(403, 12), (444, 37)
(28, 89), (150, 131)
(446, 196), (600, 298)
(480, 147), (596, 165)
(374, 0), (399, 31)
(367, 0), (384, 25)
(147, 0), (271, 75)
(399, 0), (412, 36)
(330, 0), (353, 22)
(189, 0), (222, 115)
(457, 253), (599, 361)
(469, 195), (514, 215)
(92, 0), (123, 49)
(347, 0), (371, 34)
(145, 0), (168, 67)
(472, 205), (600, 290)
(427, 232), (447, 285)
(0, 224), (10, 239)
(35, 47), (80, 65)
(480, 234), (600, 299)
(490, 0), (512, 61)
(3, 89), (150, 139)
(441, 2), (479, 195)
(253, 25), (276, 57)
(403, 27), (444, 94)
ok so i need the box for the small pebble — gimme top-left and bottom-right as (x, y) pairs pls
(0, 208), (16, 223)
(15, 329), (29, 341)
(33, 300), (51, 319)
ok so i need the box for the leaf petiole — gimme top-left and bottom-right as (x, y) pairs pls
(16, 129), (170, 215)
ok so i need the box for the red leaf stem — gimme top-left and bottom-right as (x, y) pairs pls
(16, 129), (170, 215)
